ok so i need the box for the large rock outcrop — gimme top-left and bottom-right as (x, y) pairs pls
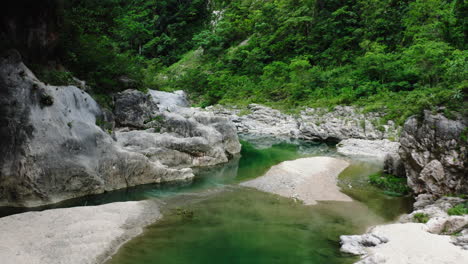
(399, 111), (467, 196)
(0, 50), (240, 207)
(113, 89), (241, 169)
(207, 104), (399, 142)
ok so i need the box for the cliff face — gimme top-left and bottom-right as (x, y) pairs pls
(399, 110), (468, 196)
(0, 50), (240, 207)
(0, 0), (62, 64)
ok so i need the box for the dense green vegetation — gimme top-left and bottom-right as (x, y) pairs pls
(55, 0), (466, 123)
(369, 172), (411, 196)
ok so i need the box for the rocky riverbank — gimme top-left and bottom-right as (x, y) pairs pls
(340, 109), (468, 264)
(0, 50), (240, 207)
(1, 49), (466, 264)
(340, 196), (468, 264)
(206, 104), (400, 142)
(206, 101), (468, 264)
(0, 200), (161, 264)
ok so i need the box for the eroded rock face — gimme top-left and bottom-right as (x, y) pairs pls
(399, 111), (468, 196)
(114, 89), (159, 128)
(206, 104), (400, 142)
(0, 51), (240, 207)
(299, 106), (399, 141)
(114, 89), (241, 169)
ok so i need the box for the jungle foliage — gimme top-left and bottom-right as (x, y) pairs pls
(58, 0), (467, 123)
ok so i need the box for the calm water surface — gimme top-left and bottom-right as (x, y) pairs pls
(0, 137), (412, 263)
(101, 138), (412, 264)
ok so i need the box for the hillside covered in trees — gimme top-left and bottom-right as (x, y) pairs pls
(25, 0), (468, 123)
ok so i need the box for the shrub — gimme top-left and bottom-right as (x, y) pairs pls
(448, 203), (468, 216)
(413, 213), (430, 223)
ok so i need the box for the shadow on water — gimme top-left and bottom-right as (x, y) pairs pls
(0, 137), (334, 217)
(0, 136), (413, 264)
(101, 137), (412, 264)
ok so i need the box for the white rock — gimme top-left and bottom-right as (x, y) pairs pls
(344, 223), (468, 264)
(0, 200), (161, 264)
(336, 139), (400, 161)
(240, 157), (352, 205)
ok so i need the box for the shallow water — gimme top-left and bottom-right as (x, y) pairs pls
(103, 138), (412, 264)
(0, 136), (412, 263)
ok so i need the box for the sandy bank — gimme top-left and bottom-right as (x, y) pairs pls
(240, 157), (352, 205)
(0, 200), (161, 264)
(350, 223), (468, 264)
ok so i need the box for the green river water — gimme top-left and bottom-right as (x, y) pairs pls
(105, 138), (412, 264)
(0, 137), (413, 263)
